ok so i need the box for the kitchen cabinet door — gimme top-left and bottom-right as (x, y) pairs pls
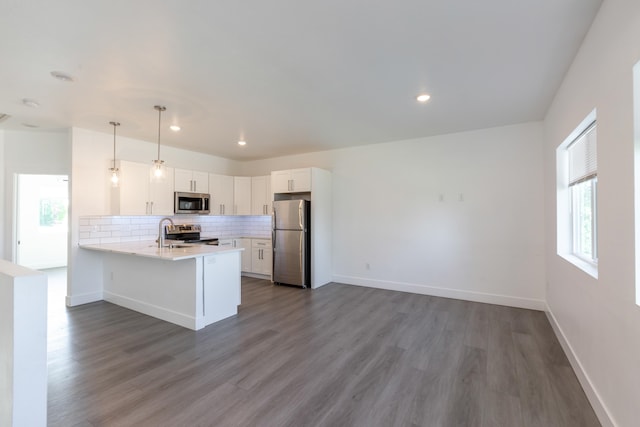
(236, 238), (251, 272)
(209, 174), (234, 215)
(271, 168), (311, 193)
(174, 168), (193, 192)
(117, 161), (174, 215)
(118, 161), (150, 215)
(192, 171), (209, 193)
(148, 166), (174, 215)
(251, 239), (272, 275)
(290, 168), (311, 192)
(271, 170), (291, 193)
(234, 177), (251, 215)
(251, 175), (272, 215)
(175, 169), (209, 193)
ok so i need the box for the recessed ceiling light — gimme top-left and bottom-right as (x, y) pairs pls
(22, 98), (40, 108)
(170, 125), (181, 132)
(416, 94), (431, 103)
(50, 71), (75, 82)
(238, 140), (247, 146)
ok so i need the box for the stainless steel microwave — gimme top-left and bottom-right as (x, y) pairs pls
(174, 192), (210, 214)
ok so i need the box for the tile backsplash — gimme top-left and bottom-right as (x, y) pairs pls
(78, 215), (271, 245)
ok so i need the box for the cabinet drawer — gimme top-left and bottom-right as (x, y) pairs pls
(252, 239), (271, 248)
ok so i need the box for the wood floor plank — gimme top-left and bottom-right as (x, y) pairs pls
(45, 274), (600, 427)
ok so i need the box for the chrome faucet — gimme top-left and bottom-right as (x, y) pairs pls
(158, 217), (174, 248)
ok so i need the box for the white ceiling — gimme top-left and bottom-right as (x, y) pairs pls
(0, 0), (602, 161)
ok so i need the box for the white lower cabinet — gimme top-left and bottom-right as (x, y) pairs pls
(219, 238), (251, 272)
(251, 239), (272, 276)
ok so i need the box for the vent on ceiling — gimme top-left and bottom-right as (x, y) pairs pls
(0, 113), (10, 123)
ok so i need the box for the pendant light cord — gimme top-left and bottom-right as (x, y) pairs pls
(154, 105), (166, 161)
(109, 121), (120, 169)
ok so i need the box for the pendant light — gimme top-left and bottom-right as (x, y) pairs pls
(108, 121), (121, 187)
(151, 105), (166, 182)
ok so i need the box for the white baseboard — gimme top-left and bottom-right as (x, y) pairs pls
(103, 291), (198, 330)
(545, 306), (616, 427)
(332, 275), (546, 311)
(66, 291), (103, 307)
(241, 272), (271, 280)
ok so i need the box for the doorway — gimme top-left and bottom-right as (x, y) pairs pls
(15, 174), (69, 269)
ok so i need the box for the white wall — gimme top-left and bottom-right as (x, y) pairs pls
(242, 122), (547, 309)
(1, 130), (71, 262)
(0, 130), (5, 260)
(543, 1), (640, 426)
(68, 127), (242, 305)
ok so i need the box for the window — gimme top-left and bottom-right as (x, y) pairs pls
(568, 122), (598, 263)
(556, 110), (598, 277)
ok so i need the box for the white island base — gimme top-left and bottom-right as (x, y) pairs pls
(97, 249), (241, 331)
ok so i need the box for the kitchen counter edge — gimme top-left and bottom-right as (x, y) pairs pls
(80, 241), (244, 261)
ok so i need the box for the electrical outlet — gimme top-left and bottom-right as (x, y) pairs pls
(365, 262), (371, 270)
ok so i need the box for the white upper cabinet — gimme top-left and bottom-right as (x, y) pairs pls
(251, 175), (272, 215)
(271, 168), (311, 193)
(115, 160), (174, 215)
(175, 168), (209, 193)
(209, 174), (234, 215)
(233, 177), (251, 215)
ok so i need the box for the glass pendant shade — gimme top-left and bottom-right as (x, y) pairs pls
(151, 159), (166, 182)
(110, 168), (120, 187)
(109, 121), (120, 188)
(151, 105), (166, 182)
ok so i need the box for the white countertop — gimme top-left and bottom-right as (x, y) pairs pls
(81, 241), (244, 261)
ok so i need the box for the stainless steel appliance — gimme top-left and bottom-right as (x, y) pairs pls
(174, 192), (210, 214)
(164, 224), (218, 245)
(272, 199), (310, 288)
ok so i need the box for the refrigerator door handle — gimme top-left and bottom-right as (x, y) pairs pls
(272, 207), (276, 231)
(299, 204), (303, 229)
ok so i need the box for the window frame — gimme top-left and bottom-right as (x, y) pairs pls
(556, 109), (598, 278)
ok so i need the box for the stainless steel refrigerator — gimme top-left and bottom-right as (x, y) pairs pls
(272, 199), (310, 288)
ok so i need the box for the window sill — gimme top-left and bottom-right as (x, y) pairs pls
(558, 253), (598, 279)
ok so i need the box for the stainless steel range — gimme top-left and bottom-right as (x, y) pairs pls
(164, 224), (219, 245)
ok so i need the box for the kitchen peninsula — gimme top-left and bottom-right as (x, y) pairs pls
(81, 241), (243, 330)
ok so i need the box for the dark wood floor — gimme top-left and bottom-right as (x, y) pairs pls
(47, 274), (600, 427)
